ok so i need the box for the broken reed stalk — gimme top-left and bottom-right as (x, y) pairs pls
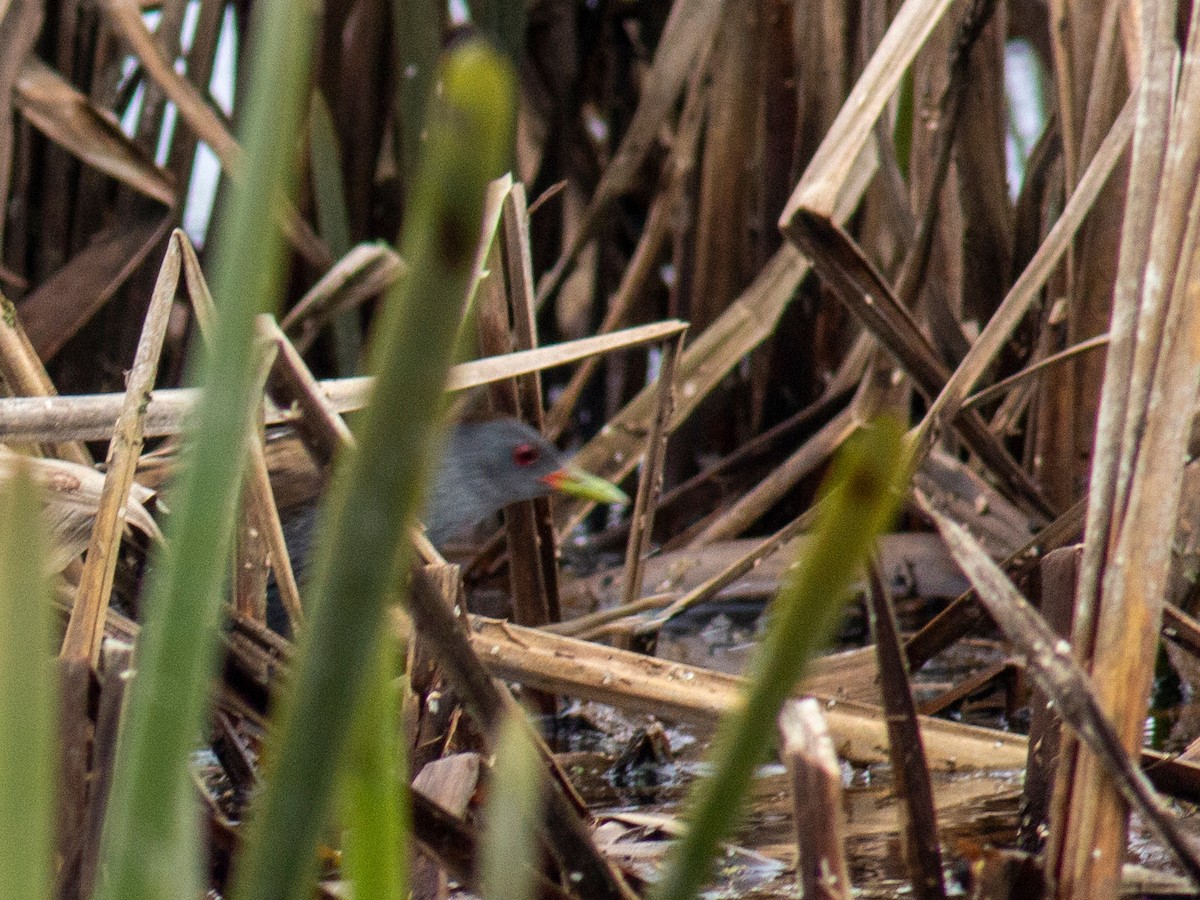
(259, 314), (357, 460)
(1019, 546), (1080, 853)
(600, 373), (855, 554)
(864, 560), (946, 900)
(691, 390), (860, 546)
(503, 182), (564, 627)
(476, 179), (558, 631)
(785, 209), (1050, 518)
(214, 591), (1200, 800)
(902, 497), (1087, 672)
(638, 503), (820, 634)
(620, 329), (682, 608)
(689, 356), (896, 547)
(0, 322), (688, 445)
(0, 292), (91, 465)
(279, 242), (404, 346)
(960, 333), (1110, 412)
(650, 418), (911, 900)
(779, 699), (852, 900)
(61, 235), (178, 667)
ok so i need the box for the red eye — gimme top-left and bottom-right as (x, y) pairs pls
(513, 443), (540, 467)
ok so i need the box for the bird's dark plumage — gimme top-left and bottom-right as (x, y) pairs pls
(274, 419), (619, 597)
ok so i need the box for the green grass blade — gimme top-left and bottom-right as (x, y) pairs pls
(94, 2), (320, 897)
(308, 91), (352, 260)
(481, 711), (542, 900)
(650, 417), (912, 900)
(308, 90), (361, 375)
(230, 41), (515, 900)
(340, 631), (408, 900)
(391, 0), (440, 186)
(0, 464), (55, 900)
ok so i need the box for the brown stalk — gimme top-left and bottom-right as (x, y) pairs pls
(619, 329), (681, 608)
(503, 185), (562, 625)
(635, 502), (818, 635)
(689, 361), (878, 545)
(0, 322), (688, 445)
(895, 0), (1000, 317)
(688, 0), (760, 332)
(280, 243), (405, 353)
(0, 0), (43, 251)
(1163, 604), (1200, 662)
(260, 319), (356, 466)
(779, 699), (852, 900)
(781, 0), (954, 219)
(623, 337), (867, 554)
(75, 643), (133, 896)
(903, 497), (1087, 673)
(0, 288), (91, 464)
(220, 583), (1200, 804)
(1065, 8), (1164, 647)
(1057, 0), (1129, 512)
(474, 179), (557, 632)
(915, 659), (1016, 718)
(960, 333), (1110, 411)
(55, 660), (95, 897)
(1019, 546), (1079, 853)
(864, 560), (946, 900)
(469, 614), (1029, 770)
(230, 365), (275, 622)
(544, 592), (678, 640)
(60, 234), (179, 666)
(954, 0), (1012, 332)
(164, 0), (226, 189)
(128, 0), (187, 158)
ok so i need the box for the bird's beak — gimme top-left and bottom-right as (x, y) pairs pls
(541, 467), (629, 506)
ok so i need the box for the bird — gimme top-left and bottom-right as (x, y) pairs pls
(273, 418), (627, 602)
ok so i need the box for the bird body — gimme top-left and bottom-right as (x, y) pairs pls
(276, 418), (625, 593)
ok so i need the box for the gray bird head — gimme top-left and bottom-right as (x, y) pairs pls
(425, 419), (627, 546)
